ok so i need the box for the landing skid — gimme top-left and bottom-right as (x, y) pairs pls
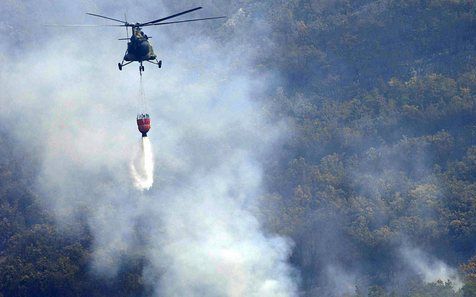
(117, 59), (162, 76)
(146, 59), (162, 68)
(118, 61), (132, 71)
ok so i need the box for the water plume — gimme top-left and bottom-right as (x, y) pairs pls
(130, 136), (154, 190)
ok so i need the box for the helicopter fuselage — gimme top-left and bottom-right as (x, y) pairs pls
(124, 27), (157, 62)
(118, 27), (161, 74)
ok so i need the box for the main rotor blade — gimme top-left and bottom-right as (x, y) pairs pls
(140, 6), (202, 26)
(142, 16), (226, 26)
(124, 12), (129, 43)
(45, 24), (124, 27)
(86, 13), (127, 24)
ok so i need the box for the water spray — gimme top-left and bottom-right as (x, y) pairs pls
(130, 136), (154, 191)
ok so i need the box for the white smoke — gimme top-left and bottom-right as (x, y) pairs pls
(0, 1), (298, 296)
(130, 137), (154, 190)
(401, 246), (463, 290)
(325, 265), (357, 296)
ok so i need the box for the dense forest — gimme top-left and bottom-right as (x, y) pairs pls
(1, 0), (476, 296)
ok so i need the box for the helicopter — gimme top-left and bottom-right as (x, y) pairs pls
(60, 7), (226, 75)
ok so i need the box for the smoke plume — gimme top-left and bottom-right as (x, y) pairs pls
(401, 246), (463, 290)
(0, 1), (298, 296)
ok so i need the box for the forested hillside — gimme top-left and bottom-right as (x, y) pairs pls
(1, 0), (475, 296)
(261, 0), (476, 296)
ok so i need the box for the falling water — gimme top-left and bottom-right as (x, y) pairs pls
(130, 136), (154, 190)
